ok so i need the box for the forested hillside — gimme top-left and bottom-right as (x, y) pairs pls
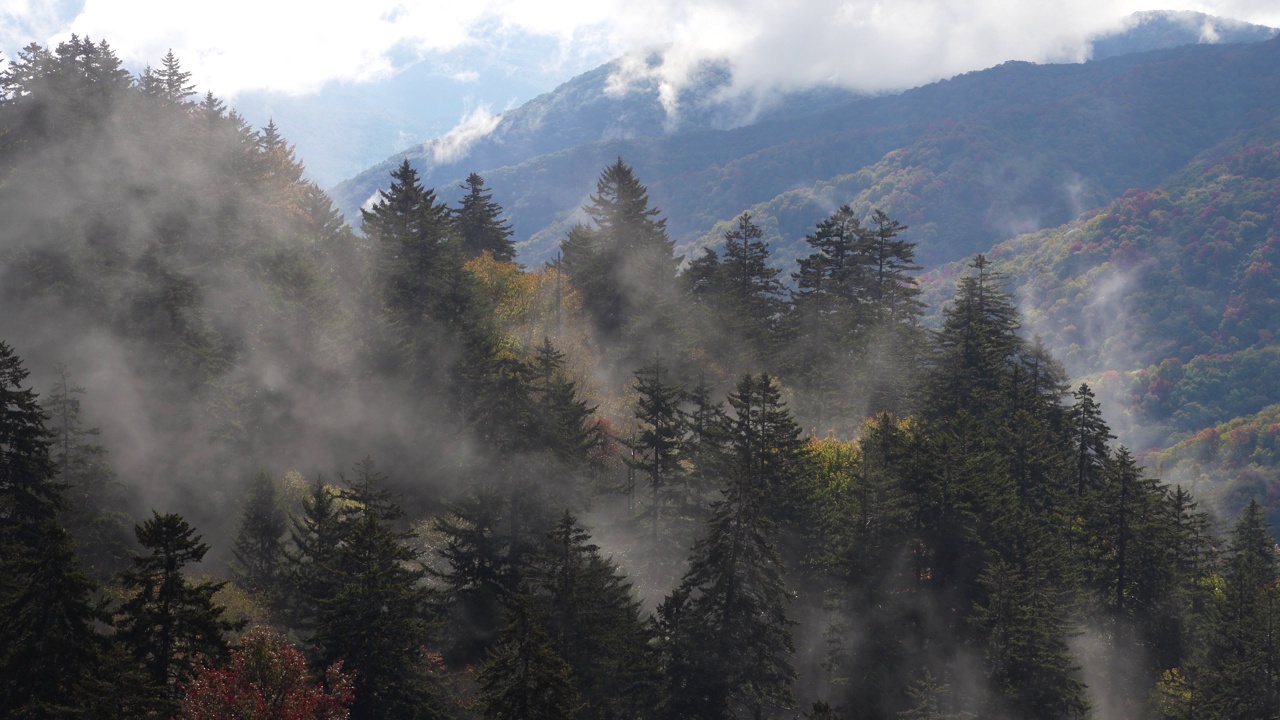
(924, 119), (1280, 530)
(6, 34), (1280, 720)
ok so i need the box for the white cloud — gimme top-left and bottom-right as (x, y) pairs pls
(6, 0), (1278, 101)
(432, 105), (502, 164)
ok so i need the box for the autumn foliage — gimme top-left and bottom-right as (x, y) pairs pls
(180, 627), (354, 720)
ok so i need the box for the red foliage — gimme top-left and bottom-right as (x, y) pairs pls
(180, 627), (354, 720)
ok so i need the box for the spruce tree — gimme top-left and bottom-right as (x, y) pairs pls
(117, 512), (241, 699)
(230, 471), (287, 599)
(532, 511), (656, 719)
(285, 477), (344, 638)
(477, 597), (579, 720)
(627, 357), (685, 539)
(564, 158), (682, 362)
(453, 172), (515, 263)
(1068, 383), (1113, 497)
(1194, 500), (1280, 719)
(0, 343), (112, 718)
(663, 374), (801, 720)
(43, 364), (131, 579)
(313, 459), (446, 720)
(922, 254), (1023, 424)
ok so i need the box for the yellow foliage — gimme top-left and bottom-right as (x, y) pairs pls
(465, 253), (625, 421)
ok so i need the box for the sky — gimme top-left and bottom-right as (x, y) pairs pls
(3, 0), (1279, 183)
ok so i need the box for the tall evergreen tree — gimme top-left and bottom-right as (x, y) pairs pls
(1068, 383), (1113, 497)
(561, 159), (682, 362)
(662, 373), (801, 720)
(532, 511), (656, 719)
(1193, 500), (1280, 719)
(43, 364), (131, 579)
(923, 254), (1023, 424)
(627, 357), (685, 539)
(285, 477), (344, 638)
(453, 172), (515, 263)
(117, 512), (241, 700)
(688, 214), (786, 370)
(478, 597), (579, 720)
(312, 459), (446, 720)
(0, 343), (115, 719)
(230, 471), (287, 599)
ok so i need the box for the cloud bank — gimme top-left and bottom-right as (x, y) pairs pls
(3, 0), (1277, 110)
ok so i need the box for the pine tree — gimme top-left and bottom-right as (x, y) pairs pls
(662, 374), (800, 720)
(453, 172), (515, 263)
(43, 364), (131, 579)
(477, 597), (579, 720)
(0, 341), (62, 542)
(1194, 500), (1280, 719)
(564, 159), (682, 361)
(117, 512), (242, 699)
(313, 459), (446, 720)
(230, 471), (287, 599)
(0, 520), (111, 719)
(971, 557), (1088, 720)
(690, 214), (787, 370)
(627, 356), (685, 539)
(0, 344), (117, 718)
(923, 255), (1023, 424)
(1068, 383), (1113, 497)
(532, 511), (656, 719)
(434, 485), (557, 666)
(285, 477), (344, 638)
(141, 49), (196, 105)
(362, 159), (456, 378)
(530, 338), (601, 467)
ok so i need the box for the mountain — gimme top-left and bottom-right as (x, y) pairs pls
(915, 118), (1280, 526)
(332, 11), (1278, 269)
(1088, 9), (1277, 60)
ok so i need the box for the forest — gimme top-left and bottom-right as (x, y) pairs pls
(2, 38), (1279, 720)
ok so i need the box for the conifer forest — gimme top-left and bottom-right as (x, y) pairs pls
(6, 37), (1280, 720)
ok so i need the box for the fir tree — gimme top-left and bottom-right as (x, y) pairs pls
(1068, 383), (1113, 497)
(285, 477), (344, 639)
(923, 254), (1023, 424)
(563, 158), (682, 362)
(1194, 500), (1280, 719)
(627, 356), (685, 540)
(478, 597), (579, 720)
(230, 471), (287, 599)
(117, 512), (242, 699)
(0, 344), (114, 718)
(663, 374), (800, 720)
(453, 172), (515, 263)
(43, 364), (131, 579)
(532, 511), (656, 719)
(313, 459), (446, 720)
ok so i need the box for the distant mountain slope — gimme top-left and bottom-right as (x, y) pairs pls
(916, 121), (1280, 522)
(687, 34), (1280, 268)
(1089, 10), (1277, 60)
(333, 13), (1278, 269)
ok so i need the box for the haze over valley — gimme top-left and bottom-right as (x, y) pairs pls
(3, 4), (1280, 719)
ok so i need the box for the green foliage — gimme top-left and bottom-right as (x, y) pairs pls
(560, 158), (684, 366)
(311, 460), (447, 720)
(230, 471), (288, 599)
(117, 512), (242, 698)
(477, 597), (579, 720)
(43, 364), (131, 580)
(531, 511), (656, 719)
(454, 172), (516, 263)
(660, 374), (801, 720)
